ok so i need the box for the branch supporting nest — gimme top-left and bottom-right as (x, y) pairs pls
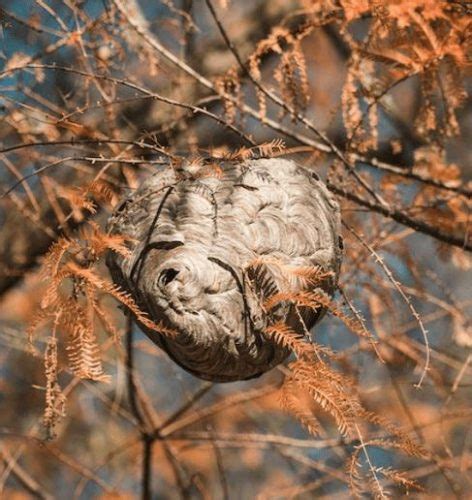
(107, 158), (343, 381)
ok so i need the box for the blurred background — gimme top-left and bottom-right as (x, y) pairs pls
(0, 0), (471, 498)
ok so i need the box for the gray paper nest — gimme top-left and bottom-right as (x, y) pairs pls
(106, 158), (343, 382)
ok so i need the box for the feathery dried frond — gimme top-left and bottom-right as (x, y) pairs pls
(65, 262), (177, 337)
(265, 290), (371, 340)
(377, 467), (425, 493)
(289, 360), (360, 437)
(28, 219), (166, 435)
(43, 335), (66, 440)
(60, 297), (110, 382)
(279, 379), (321, 436)
(78, 221), (133, 260)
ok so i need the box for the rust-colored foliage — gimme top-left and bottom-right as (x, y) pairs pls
(0, 0), (470, 498)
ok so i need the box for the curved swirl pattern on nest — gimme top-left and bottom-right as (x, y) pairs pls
(106, 158), (343, 382)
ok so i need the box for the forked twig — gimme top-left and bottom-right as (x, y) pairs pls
(343, 222), (430, 387)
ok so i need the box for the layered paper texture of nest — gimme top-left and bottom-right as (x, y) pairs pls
(107, 158), (343, 381)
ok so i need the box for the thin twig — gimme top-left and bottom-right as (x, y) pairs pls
(203, 0), (389, 209)
(0, 447), (53, 500)
(125, 315), (154, 499)
(344, 223), (431, 387)
(16, 64), (256, 147)
(331, 184), (471, 251)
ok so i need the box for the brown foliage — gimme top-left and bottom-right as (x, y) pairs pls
(0, 0), (470, 497)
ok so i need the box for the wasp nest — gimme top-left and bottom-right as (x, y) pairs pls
(106, 158), (342, 382)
